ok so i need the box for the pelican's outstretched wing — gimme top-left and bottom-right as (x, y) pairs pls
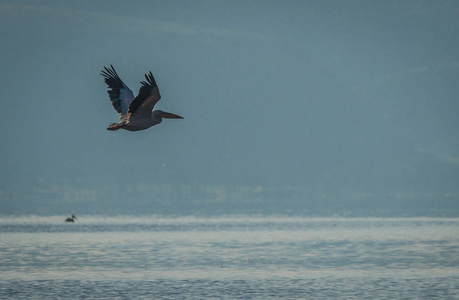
(100, 65), (135, 122)
(128, 71), (161, 120)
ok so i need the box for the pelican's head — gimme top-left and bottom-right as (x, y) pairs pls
(72, 215), (77, 220)
(154, 110), (184, 119)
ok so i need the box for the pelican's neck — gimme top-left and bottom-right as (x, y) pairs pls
(152, 111), (163, 123)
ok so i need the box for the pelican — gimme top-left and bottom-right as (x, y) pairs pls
(65, 215), (77, 222)
(100, 65), (183, 131)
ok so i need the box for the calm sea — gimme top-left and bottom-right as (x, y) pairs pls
(0, 216), (458, 299)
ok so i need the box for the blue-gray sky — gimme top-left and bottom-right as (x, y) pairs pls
(1, 1), (458, 214)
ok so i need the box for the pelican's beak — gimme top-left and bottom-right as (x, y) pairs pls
(160, 112), (184, 119)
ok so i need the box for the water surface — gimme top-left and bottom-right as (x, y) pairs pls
(1, 216), (458, 299)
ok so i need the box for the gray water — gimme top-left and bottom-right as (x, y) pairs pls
(1, 216), (458, 299)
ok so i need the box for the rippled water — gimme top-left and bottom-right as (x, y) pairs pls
(1, 216), (458, 299)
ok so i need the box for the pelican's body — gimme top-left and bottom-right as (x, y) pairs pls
(100, 65), (183, 131)
(115, 110), (167, 131)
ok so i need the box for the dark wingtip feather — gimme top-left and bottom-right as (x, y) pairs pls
(141, 71), (157, 88)
(110, 65), (119, 77)
(100, 65), (118, 79)
(101, 65), (128, 102)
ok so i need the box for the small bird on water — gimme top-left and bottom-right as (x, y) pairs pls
(100, 65), (183, 131)
(65, 215), (77, 222)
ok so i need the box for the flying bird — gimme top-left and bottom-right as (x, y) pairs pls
(100, 65), (183, 131)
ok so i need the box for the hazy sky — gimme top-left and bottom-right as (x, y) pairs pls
(1, 1), (459, 207)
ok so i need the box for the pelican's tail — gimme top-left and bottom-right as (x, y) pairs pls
(107, 122), (124, 131)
